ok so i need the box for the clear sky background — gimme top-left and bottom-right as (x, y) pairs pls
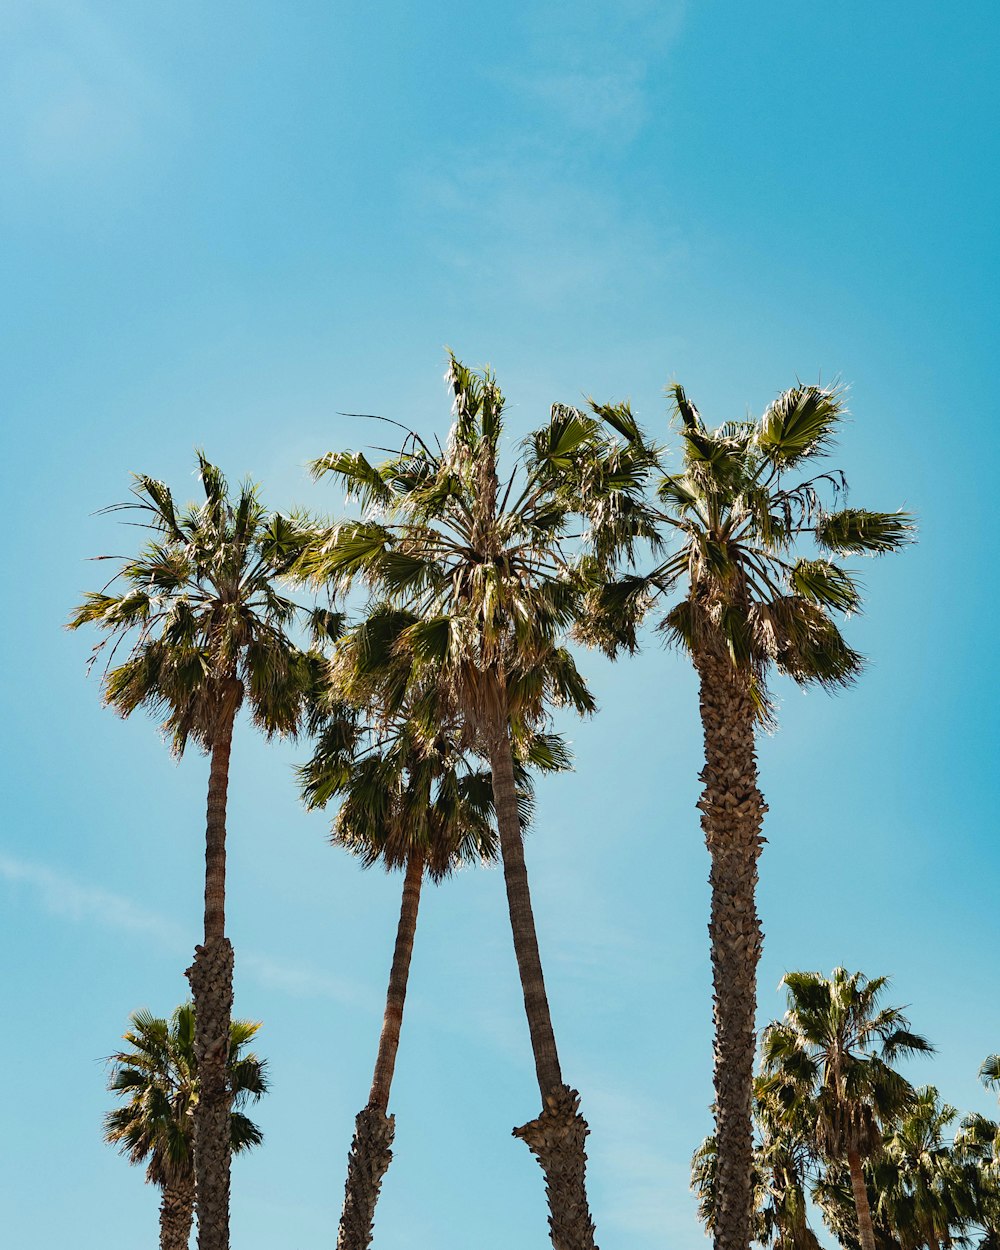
(1, 2), (998, 1247)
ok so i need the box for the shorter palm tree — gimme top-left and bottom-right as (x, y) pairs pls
(762, 969), (932, 1250)
(104, 1004), (267, 1250)
(812, 1161), (898, 1250)
(873, 1086), (976, 1250)
(954, 1058), (1000, 1250)
(300, 629), (568, 1250)
(71, 455), (316, 1250)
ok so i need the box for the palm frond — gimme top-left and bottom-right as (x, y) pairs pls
(757, 385), (845, 467)
(815, 509), (915, 555)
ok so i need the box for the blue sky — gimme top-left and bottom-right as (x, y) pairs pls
(2, 2), (998, 1246)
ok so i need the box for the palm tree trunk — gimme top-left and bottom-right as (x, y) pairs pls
(847, 1150), (878, 1250)
(336, 853), (424, 1250)
(159, 1176), (195, 1250)
(186, 700), (238, 1250)
(487, 714), (598, 1250)
(695, 649), (767, 1250)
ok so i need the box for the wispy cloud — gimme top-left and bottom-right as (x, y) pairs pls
(0, 852), (372, 1008)
(0, 0), (174, 173)
(408, 5), (689, 312)
(240, 951), (376, 1010)
(498, 0), (687, 140)
(585, 1078), (702, 1242)
(0, 852), (186, 947)
(411, 151), (685, 308)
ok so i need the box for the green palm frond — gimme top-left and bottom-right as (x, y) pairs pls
(757, 385), (845, 467)
(815, 509), (915, 555)
(669, 383), (703, 432)
(789, 560), (862, 615)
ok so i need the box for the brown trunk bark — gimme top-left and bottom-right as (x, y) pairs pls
(336, 1107), (396, 1250)
(159, 1175), (195, 1250)
(487, 720), (561, 1094)
(695, 650), (767, 1250)
(203, 710), (234, 944)
(487, 715), (598, 1250)
(186, 704), (237, 1250)
(335, 855), (424, 1250)
(368, 853), (423, 1111)
(847, 1150), (878, 1250)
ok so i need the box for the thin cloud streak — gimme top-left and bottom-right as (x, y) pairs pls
(0, 851), (187, 947)
(0, 852), (370, 1008)
(0, 0), (175, 172)
(499, 0), (687, 140)
(584, 1078), (701, 1241)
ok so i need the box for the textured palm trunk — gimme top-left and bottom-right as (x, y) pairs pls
(336, 853), (424, 1250)
(159, 1175), (196, 1250)
(847, 1150), (878, 1250)
(695, 649), (767, 1250)
(186, 704), (237, 1250)
(487, 716), (598, 1250)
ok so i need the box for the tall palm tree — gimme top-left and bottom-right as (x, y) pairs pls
(579, 382), (913, 1250)
(301, 645), (572, 1250)
(70, 455), (315, 1250)
(294, 357), (646, 1250)
(104, 1004), (267, 1250)
(692, 1074), (823, 1250)
(761, 968), (933, 1250)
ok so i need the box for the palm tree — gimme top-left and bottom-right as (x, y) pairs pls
(692, 1074), (823, 1250)
(299, 665), (490, 1250)
(294, 358), (645, 1250)
(872, 1086), (976, 1250)
(579, 382), (913, 1250)
(812, 1161), (900, 1250)
(302, 649), (572, 1250)
(954, 1058), (1000, 1250)
(761, 968), (933, 1250)
(70, 455), (315, 1250)
(104, 1004), (267, 1250)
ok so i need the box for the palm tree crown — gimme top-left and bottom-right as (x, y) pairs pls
(69, 453), (315, 753)
(955, 1062), (1000, 1250)
(295, 355), (645, 742)
(763, 969), (932, 1159)
(872, 1086), (976, 1250)
(584, 382), (913, 714)
(104, 1005), (267, 1250)
(105, 1004), (267, 1180)
(300, 653), (501, 883)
